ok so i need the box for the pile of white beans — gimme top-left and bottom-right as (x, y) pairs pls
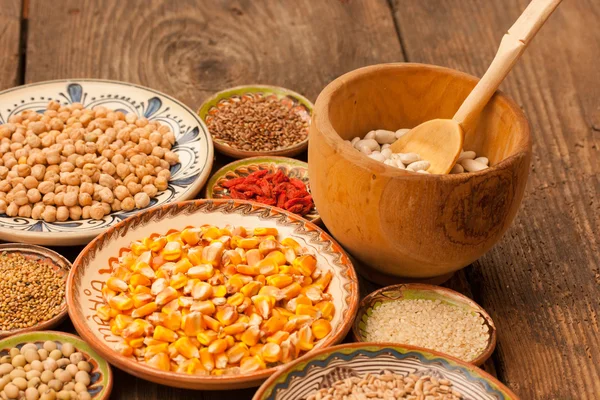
(346, 129), (490, 174)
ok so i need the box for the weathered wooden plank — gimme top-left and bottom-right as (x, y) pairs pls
(391, 0), (600, 398)
(0, 0), (21, 90)
(26, 1), (404, 398)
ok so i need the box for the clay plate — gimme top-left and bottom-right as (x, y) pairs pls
(67, 199), (359, 390)
(352, 283), (497, 366)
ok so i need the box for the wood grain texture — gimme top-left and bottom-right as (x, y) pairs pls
(0, 0), (21, 90)
(391, 0), (600, 398)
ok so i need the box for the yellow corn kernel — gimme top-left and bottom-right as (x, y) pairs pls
(281, 237), (301, 251)
(266, 331), (290, 346)
(245, 249), (262, 268)
(197, 330), (218, 346)
(221, 250), (243, 266)
(281, 282), (302, 300)
(314, 270), (332, 290)
(258, 285), (283, 299)
(248, 313), (263, 327)
(187, 246), (204, 266)
(108, 293), (133, 311)
(202, 242), (225, 266)
(258, 238), (278, 255)
(166, 231), (182, 242)
(255, 274), (266, 285)
(240, 281), (262, 297)
(144, 343), (169, 359)
(130, 241), (148, 256)
(273, 307), (294, 319)
(221, 321), (246, 336)
(156, 286), (178, 306)
(237, 296), (252, 313)
(97, 305), (111, 321)
(240, 356), (265, 373)
(238, 237), (260, 249)
(215, 305), (239, 326)
(226, 276), (245, 294)
(261, 342), (282, 363)
(296, 304), (321, 318)
(147, 352), (170, 371)
(214, 352), (228, 369)
(130, 274), (151, 288)
(168, 342), (179, 359)
(178, 296), (194, 308)
(282, 248), (297, 265)
(181, 311), (204, 336)
(188, 264), (214, 280)
(279, 263), (292, 274)
(174, 337), (200, 359)
(106, 277), (128, 292)
(191, 281), (213, 301)
(226, 292), (245, 307)
(116, 314), (134, 330)
(315, 301), (335, 320)
(252, 295), (275, 319)
(173, 258), (193, 275)
(128, 337), (144, 349)
(115, 343), (133, 357)
(138, 265), (155, 280)
(110, 320), (121, 336)
(181, 228), (202, 245)
(302, 285), (324, 303)
(266, 274), (294, 289)
(213, 285), (227, 298)
(161, 241), (182, 261)
(202, 226), (220, 241)
(109, 307), (120, 318)
(226, 343), (249, 364)
(131, 302), (157, 318)
(162, 298), (180, 314)
(207, 338), (228, 354)
(235, 264), (259, 276)
(280, 338), (296, 363)
(297, 325), (314, 351)
(292, 255), (317, 277)
(261, 316), (285, 337)
(132, 285), (151, 295)
(122, 321), (145, 340)
(102, 287), (117, 303)
(169, 273), (188, 290)
(202, 315), (222, 332)
(191, 300), (216, 315)
(149, 236), (167, 252)
(248, 344), (264, 357)
(177, 357), (202, 375)
(264, 251), (287, 266)
(253, 227), (278, 236)
(154, 326), (178, 342)
(163, 311), (182, 331)
(200, 348), (215, 372)
(257, 258), (278, 276)
(240, 325), (261, 347)
(311, 319), (332, 340)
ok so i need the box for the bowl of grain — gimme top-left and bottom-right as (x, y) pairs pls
(253, 343), (519, 400)
(0, 244), (71, 339)
(352, 284), (496, 366)
(198, 85), (312, 159)
(309, 63), (531, 282)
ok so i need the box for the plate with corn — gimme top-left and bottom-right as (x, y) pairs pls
(66, 199), (359, 390)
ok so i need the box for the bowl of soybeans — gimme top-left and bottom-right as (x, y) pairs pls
(308, 63), (532, 283)
(0, 330), (112, 400)
(198, 85), (313, 159)
(253, 343), (519, 400)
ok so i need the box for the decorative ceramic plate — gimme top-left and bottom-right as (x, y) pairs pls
(0, 331), (113, 399)
(0, 243), (72, 338)
(67, 199), (359, 390)
(205, 156), (319, 223)
(198, 85), (312, 159)
(253, 343), (519, 400)
(0, 79), (214, 246)
(352, 283), (497, 366)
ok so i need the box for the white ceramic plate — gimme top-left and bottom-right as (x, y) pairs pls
(0, 79), (214, 245)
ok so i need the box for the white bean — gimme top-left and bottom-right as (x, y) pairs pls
(380, 148), (392, 159)
(395, 128), (410, 138)
(383, 159), (396, 167)
(381, 143), (391, 150)
(374, 129), (396, 144)
(397, 153), (421, 165)
(368, 153), (386, 162)
(450, 163), (464, 174)
(460, 159), (488, 172)
(355, 139), (379, 151)
(417, 170), (430, 174)
(457, 150), (476, 161)
(364, 130), (376, 140)
(350, 137), (360, 146)
(407, 160), (430, 172)
(474, 156), (489, 166)
(394, 159), (406, 169)
(356, 144), (372, 155)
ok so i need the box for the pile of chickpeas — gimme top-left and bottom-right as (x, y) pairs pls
(0, 341), (94, 400)
(0, 101), (180, 222)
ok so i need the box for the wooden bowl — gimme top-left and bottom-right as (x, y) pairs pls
(253, 342), (519, 400)
(0, 330), (113, 399)
(67, 199), (359, 390)
(0, 243), (71, 338)
(198, 85), (312, 159)
(308, 63), (531, 281)
(205, 156), (320, 223)
(352, 283), (496, 366)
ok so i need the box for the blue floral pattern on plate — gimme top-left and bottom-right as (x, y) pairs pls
(0, 79), (213, 245)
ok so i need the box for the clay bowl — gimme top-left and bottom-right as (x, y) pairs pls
(253, 343), (519, 400)
(198, 85), (313, 159)
(352, 284), (496, 366)
(205, 156), (320, 224)
(0, 243), (71, 338)
(308, 63), (531, 283)
(0, 331), (113, 399)
(67, 199), (359, 390)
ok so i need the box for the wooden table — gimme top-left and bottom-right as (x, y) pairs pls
(0, 0), (598, 398)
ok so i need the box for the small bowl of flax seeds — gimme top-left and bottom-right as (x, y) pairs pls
(198, 85), (313, 159)
(0, 244), (70, 339)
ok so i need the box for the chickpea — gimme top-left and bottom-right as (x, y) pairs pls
(63, 172), (80, 186)
(77, 193), (92, 207)
(4, 383), (19, 399)
(42, 206), (57, 222)
(98, 187), (114, 203)
(46, 151), (61, 165)
(134, 166), (150, 180)
(27, 188), (42, 203)
(4, 157), (17, 169)
(126, 182), (142, 195)
(89, 204), (104, 220)
(38, 181), (55, 195)
(42, 193), (55, 206)
(101, 161), (116, 176)
(58, 162), (74, 173)
(13, 190), (28, 206)
(115, 163), (129, 179)
(149, 131), (163, 146)
(133, 192), (150, 209)
(112, 185), (129, 201)
(54, 206), (68, 222)
(63, 192), (78, 207)
(159, 159), (170, 170)
(154, 176), (168, 191)
(142, 184), (158, 198)
(31, 164), (46, 181)
(164, 150), (179, 165)
(17, 205), (32, 217)
(120, 197), (134, 211)
(81, 206), (91, 219)
(22, 176), (38, 190)
(0, 180), (10, 192)
(31, 203), (44, 219)
(140, 175), (154, 186)
(0, 199), (6, 214)
(98, 173), (116, 189)
(111, 153), (125, 166)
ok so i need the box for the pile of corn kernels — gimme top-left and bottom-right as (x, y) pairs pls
(0, 101), (179, 222)
(346, 129), (490, 174)
(97, 225), (335, 375)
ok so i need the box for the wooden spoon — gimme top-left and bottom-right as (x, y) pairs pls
(390, 0), (561, 174)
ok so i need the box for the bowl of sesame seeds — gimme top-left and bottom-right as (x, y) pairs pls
(198, 85), (312, 159)
(352, 284), (497, 366)
(0, 244), (70, 339)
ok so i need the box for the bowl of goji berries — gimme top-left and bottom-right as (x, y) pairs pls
(206, 156), (319, 223)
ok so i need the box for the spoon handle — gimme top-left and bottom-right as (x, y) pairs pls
(453, 0), (562, 130)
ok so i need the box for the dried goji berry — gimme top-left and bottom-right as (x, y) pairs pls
(222, 177), (246, 188)
(229, 188), (247, 200)
(286, 204), (304, 214)
(277, 192), (287, 209)
(289, 178), (306, 190)
(247, 169), (269, 179)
